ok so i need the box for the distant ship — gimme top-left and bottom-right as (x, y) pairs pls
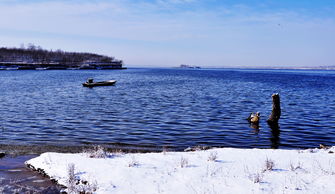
(179, 64), (201, 69)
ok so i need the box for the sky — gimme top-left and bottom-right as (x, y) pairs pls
(0, 0), (335, 67)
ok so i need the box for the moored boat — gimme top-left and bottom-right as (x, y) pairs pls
(82, 78), (116, 87)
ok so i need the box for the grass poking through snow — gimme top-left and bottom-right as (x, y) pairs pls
(180, 157), (189, 168)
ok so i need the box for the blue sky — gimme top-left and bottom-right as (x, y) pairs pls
(1, 0), (334, 67)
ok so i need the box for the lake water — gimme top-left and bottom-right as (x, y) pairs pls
(0, 68), (334, 152)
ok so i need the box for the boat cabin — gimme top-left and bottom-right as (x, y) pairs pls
(87, 78), (94, 83)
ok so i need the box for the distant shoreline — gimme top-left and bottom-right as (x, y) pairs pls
(0, 46), (126, 70)
(181, 66), (335, 70)
(125, 65), (335, 70)
(0, 62), (127, 70)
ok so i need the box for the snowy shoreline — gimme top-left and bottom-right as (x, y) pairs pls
(26, 147), (335, 194)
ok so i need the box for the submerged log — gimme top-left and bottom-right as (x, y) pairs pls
(267, 93), (281, 124)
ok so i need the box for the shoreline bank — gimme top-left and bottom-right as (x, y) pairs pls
(25, 146), (335, 193)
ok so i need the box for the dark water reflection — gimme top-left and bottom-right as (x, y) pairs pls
(0, 68), (334, 151)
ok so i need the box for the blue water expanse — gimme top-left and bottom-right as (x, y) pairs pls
(0, 68), (334, 151)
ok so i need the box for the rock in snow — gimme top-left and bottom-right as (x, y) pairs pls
(25, 147), (335, 194)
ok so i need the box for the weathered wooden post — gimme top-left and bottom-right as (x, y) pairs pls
(267, 93), (281, 124)
(267, 93), (281, 148)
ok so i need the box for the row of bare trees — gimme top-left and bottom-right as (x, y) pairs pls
(0, 44), (122, 65)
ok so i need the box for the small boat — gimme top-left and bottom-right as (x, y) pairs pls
(82, 78), (116, 87)
(36, 67), (47, 70)
(6, 66), (18, 70)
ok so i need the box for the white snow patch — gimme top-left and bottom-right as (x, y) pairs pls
(25, 147), (335, 194)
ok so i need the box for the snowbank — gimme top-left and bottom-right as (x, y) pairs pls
(25, 147), (335, 194)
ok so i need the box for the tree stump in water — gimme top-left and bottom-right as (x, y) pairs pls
(267, 93), (281, 124)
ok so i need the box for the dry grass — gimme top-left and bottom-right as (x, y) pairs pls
(180, 157), (189, 168)
(207, 151), (218, 162)
(77, 180), (98, 194)
(162, 146), (169, 155)
(263, 158), (275, 172)
(66, 163), (98, 193)
(290, 162), (303, 171)
(83, 145), (107, 158)
(315, 160), (335, 175)
(128, 156), (139, 167)
(244, 165), (264, 184)
(248, 172), (263, 183)
(67, 163), (77, 194)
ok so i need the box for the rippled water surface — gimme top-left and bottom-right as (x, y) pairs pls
(0, 155), (61, 193)
(0, 68), (334, 151)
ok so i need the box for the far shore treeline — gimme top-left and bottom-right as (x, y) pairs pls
(0, 44), (125, 70)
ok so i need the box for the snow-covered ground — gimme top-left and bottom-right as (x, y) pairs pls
(26, 147), (335, 194)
